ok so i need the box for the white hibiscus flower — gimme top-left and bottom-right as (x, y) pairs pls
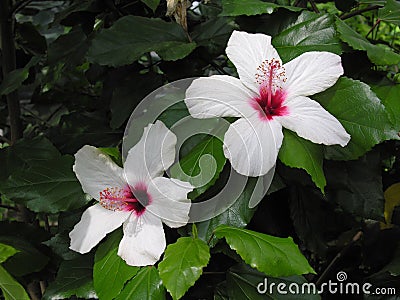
(69, 121), (193, 266)
(185, 31), (350, 177)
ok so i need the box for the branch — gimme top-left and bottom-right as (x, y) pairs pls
(340, 5), (381, 20)
(315, 231), (362, 286)
(1, 0), (22, 144)
(309, 0), (320, 13)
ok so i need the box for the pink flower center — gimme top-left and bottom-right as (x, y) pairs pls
(252, 58), (288, 120)
(99, 184), (151, 216)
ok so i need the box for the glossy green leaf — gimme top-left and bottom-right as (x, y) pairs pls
(227, 264), (320, 300)
(336, 18), (400, 66)
(214, 225), (315, 277)
(158, 237), (210, 300)
(279, 129), (326, 193)
(141, 0), (160, 11)
(43, 255), (95, 300)
(220, 0), (302, 16)
(371, 82), (400, 129)
(43, 233), (80, 261)
(192, 17), (235, 55)
(0, 155), (89, 213)
(378, 0), (400, 25)
(170, 136), (227, 199)
(196, 178), (257, 247)
(94, 230), (139, 300)
(273, 12), (342, 63)
(0, 136), (61, 180)
(87, 16), (195, 66)
(0, 56), (40, 96)
(0, 265), (30, 300)
(115, 267), (165, 300)
(0, 244), (18, 264)
(314, 77), (398, 160)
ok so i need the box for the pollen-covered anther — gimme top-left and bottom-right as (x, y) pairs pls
(99, 187), (130, 211)
(255, 58), (287, 90)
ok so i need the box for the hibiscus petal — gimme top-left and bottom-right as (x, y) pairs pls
(146, 177), (192, 228)
(125, 121), (176, 184)
(73, 145), (125, 200)
(69, 203), (130, 253)
(118, 213), (166, 266)
(226, 31), (281, 94)
(283, 51), (343, 97)
(278, 96), (350, 146)
(185, 75), (256, 119)
(223, 116), (283, 177)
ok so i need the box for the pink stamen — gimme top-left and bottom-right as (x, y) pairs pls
(99, 184), (151, 216)
(252, 58), (289, 121)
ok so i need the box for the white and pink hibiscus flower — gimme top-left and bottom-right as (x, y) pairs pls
(69, 121), (193, 266)
(185, 31), (350, 177)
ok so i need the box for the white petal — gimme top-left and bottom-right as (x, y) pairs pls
(223, 116), (283, 177)
(185, 75), (256, 118)
(118, 213), (166, 266)
(73, 145), (125, 200)
(69, 204), (130, 253)
(124, 121), (177, 185)
(278, 96), (350, 146)
(226, 31), (281, 93)
(146, 177), (192, 228)
(283, 51), (343, 97)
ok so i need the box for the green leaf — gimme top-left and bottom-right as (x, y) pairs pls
(220, 0), (302, 16)
(192, 17), (235, 55)
(336, 18), (400, 66)
(279, 129), (326, 193)
(227, 264), (320, 300)
(325, 151), (384, 220)
(273, 12), (342, 63)
(94, 230), (139, 300)
(43, 233), (80, 261)
(157, 101), (190, 128)
(47, 26), (88, 67)
(0, 136), (61, 180)
(170, 136), (227, 199)
(43, 255), (95, 300)
(158, 237), (211, 300)
(371, 82), (400, 129)
(0, 265), (30, 300)
(378, 0), (400, 25)
(0, 155), (89, 213)
(0, 56), (40, 96)
(214, 225), (315, 277)
(47, 111), (122, 154)
(115, 267), (166, 300)
(110, 72), (164, 129)
(0, 244), (18, 264)
(99, 147), (123, 167)
(0, 237), (49, 277)
(314, 77), (398, 160)
(141, 0), (160, 11)
(196, 178), (257, 247)
(87, 16), (195, 66)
